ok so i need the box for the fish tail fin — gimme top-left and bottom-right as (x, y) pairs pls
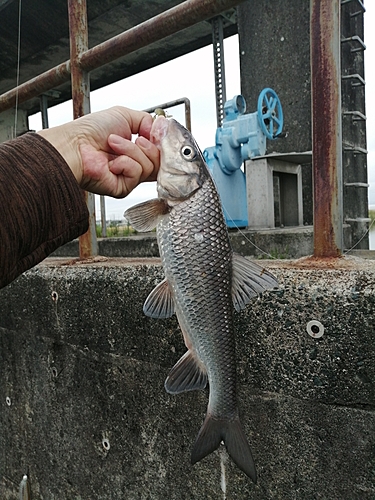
(191, 415), (257, 483)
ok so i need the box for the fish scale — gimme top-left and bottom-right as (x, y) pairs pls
(124, 115), (278, 482)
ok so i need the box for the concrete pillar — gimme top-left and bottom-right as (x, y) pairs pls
(0, 108), (29, 142)
(238, 0), (311, 154)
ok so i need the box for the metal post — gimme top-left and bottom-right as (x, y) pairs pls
(39, 94), (49, 129)
(310, 0), (343, 257)
(100, 196), (107, 238)
(211, 16), (227, 128)
(68, 0), (98, 258)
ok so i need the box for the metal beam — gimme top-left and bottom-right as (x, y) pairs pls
(0, 0), (243, 113)
(79, 0), (242, 72)
(310, 0), (343, 257)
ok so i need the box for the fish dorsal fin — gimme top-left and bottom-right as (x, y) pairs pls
(232, 253), (278, 312)
(124, 198), (169, 232)
(143, 279), (175, 318)
(165, 350), (208, 395)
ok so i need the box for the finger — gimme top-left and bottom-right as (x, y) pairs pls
(134, 136), (160, 181)
(110, 107), (153, 139)
(108, 134), (159, 181)
(107, 155), (144, 197)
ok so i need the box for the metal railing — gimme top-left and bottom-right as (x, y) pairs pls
(0, 0), (242, 258)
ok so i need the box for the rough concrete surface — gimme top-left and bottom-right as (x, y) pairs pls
(0, 256), (374, 499)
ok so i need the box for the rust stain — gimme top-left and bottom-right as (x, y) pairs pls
(311, 0), (342, 258)
(79, 0), (243, 72)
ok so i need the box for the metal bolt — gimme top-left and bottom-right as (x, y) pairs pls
(306, 320), (324, 338)
(102, 438), (110, 451)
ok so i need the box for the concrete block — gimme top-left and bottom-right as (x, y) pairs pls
(246, 158), (304, 229)
(0, 257), (374, 498)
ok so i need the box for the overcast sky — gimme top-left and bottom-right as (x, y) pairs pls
(29, 4), (375, 220)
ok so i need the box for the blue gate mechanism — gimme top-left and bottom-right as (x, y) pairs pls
(204, 88), (283, 227)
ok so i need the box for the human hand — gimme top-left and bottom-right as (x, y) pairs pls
(38, 106), (160, 198)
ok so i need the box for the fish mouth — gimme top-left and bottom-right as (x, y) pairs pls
(150, 115), (169, 147)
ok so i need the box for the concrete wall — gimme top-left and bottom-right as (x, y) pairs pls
(238, 0), (313, 227)
(0, 109), (29, 142)
(238, 0), (311, 155)
(1, 256), (374, 499)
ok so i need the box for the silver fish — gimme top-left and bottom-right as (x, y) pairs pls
(124, 116), (277, 482)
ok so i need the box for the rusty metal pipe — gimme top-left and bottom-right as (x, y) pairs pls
(79, 0), (243, 72)
(0, 0), (242, 112)
(68, 0), (98, 258)
(0, 61), (70, 112)
(310, 0), (343, 257)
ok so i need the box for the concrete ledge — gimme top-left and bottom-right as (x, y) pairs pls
(0, 256), (374, 498)
(51, 225), (355, 260)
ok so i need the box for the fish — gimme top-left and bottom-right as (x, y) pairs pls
(124, 116), (278, 482)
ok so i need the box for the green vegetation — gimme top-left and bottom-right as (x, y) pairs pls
(96, 221), (138, 238)
(258, 247), (289, 259)
(370, 210), (375, 223)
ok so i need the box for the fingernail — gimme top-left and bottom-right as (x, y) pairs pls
(109, 134), (123, 145)
(136, 136), (150, 148)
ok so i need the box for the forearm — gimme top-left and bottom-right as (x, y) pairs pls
(37, 123), (84, 185)
(0, 133), (88, 289)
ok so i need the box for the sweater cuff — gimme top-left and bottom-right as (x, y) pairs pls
(0, 132), (89, 288)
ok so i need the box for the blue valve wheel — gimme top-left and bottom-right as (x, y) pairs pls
(257, 88), (283, 140)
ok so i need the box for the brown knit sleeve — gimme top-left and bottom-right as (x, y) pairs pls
(0, 132), (89, 289)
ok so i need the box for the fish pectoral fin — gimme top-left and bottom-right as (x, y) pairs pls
(164, 350), (207, 394)
(124, 198), (169, 232)
(232, 253), (278, 312)
(143, 279), (175, 318)
(191, 415), (257, 483)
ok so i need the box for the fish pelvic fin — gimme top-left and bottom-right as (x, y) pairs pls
(232, 253), (278, 312)
(143, 279), (175, 318)
(165, 350), (207, 394)
(124, 198), (169, 232)
(191, 414), (257, 483)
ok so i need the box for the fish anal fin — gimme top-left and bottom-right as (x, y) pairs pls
(124, 198), (169, 232)
(191, 415), (257, 483)
(165, 350), (207, 394)
(143, 279), (175, 318)
(232, 253), (278, 312)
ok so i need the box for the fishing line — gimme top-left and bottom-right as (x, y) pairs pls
(222, 198), (375, 258)
(220, 200), (277, 259)
(343, 217), (375, 254)
(14, 0), (22, 138)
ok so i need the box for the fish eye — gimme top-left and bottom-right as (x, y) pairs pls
(180, 145), (196, 161)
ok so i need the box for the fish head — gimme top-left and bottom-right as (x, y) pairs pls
(151, 116), (208, 202)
